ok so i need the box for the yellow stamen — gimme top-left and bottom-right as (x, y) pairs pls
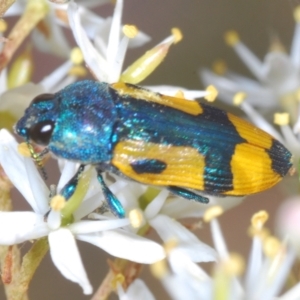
(294, 6), (300, 23)
(251, 210), (269, 230)
(263, 236), (281, 258)
(111, 273), (125, 289)
(50, 195), (66, 211)
(233, 92), (247, 105)
(129, 208), (145, 228)
(248, 226), (270, 240)
(274, 112), (289, 126)
(205, 85), (218, 102)
(68, 65), (87, 77)
(174, 90), (185, 99)
(203, 206), (223, 222)
(212, 60), (227, 75)
(171, 27), (183, 43)
(70, 47), (84, 65)
(122, 25), (138, 38)
(223, 253), (245, 276)
(150, 259), (168, 279)
(0, 19), (7, 32)
(224, 30), (240, 46)
(17, 142), (32, 157)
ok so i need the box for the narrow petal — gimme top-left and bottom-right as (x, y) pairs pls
(77, 229), (165, 263)
(0, 129), (48, 214)
(123, 279), (155, 300)
(107, 0), (123, 68)
(48, 228), (92, 295)
(150, 215), (217, 262)
(68, 2), (108, 81)
(0, 212), (48, 245)
(39, 60), (73, 91)
(144, 189), (169, 220)
(69, 218), (130, 234)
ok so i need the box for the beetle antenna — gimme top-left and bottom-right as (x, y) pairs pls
(26, 142), (49, 180)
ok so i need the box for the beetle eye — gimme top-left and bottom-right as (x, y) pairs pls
(28, 120), (55, 146)
(31, 93), (55, 104)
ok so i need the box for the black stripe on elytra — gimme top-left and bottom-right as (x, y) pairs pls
(110, 88), (246, 194)
(265, 139), (292, 177)
(130, 159), (167, 174)
(200, 106), (246, 194)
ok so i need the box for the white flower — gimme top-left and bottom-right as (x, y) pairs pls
(200, 6), (300, 124)
(114, 184), (218, 264)
(0, 129), (165, 294)
(153, 208), (298, 300)
(67, 0), (150, 83)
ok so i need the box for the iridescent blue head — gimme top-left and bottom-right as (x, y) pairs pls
(16, 80), (118, 164)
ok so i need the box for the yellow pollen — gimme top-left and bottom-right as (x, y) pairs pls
(233, 92), (247, 105)
(223, 253), (245, 276)
(294, 6), (300, 23)
(171, 28), (183, 44)
(274, 112), (289, 126)
(122, 25), (138, 38)
(68, 65), (87, 77)
(0, 19), (7, 33)
(212, 59), (227, 75)
(263, 236), (281, 258)
(129, 208), (145, 228)
(111, 273), (125, 289)
(150, 259), (168, 279)
(70, 47), (84, 65)
(203, 206), (223, 222)
(164, 238), (179, 255)
(17, 143), (32, 157)
(174, 90), (185, 99)
(205, 85), (218, 102)
(50, 195), (66, 211)
(224, 30), (240, 46)
(251, 210), (269, 230)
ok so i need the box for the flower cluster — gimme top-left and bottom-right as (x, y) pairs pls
(0, 1), (300, 300)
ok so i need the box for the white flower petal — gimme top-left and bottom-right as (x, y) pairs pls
(77, 229), (165, 263)
(167, 251), (212, 299)
(68, 2), (109, 81)
(124, 279), (155, 300)
(39, 60), (73, 91)
(145, 85), (207, 100)
(47, 210), (61, 230)
(150, 215), (216, 262)
(48, 228), (92, 295)
(57, 160), (78, 192)
(144, 189), (169, 220)
(0, 130), (48, 214)
(0, 212), (48, 245)
(107, 0), (123, 70)
(69, 218), (130, 234)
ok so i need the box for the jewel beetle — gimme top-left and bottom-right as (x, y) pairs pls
(15, 80), (293, 218)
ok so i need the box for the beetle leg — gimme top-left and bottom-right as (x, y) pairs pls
(60, 164), (85, 200)
(168, 186), (209, 204)
(96, 171), (125, 218)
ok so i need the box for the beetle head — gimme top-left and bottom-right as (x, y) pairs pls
(15, 93), (59, 146)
